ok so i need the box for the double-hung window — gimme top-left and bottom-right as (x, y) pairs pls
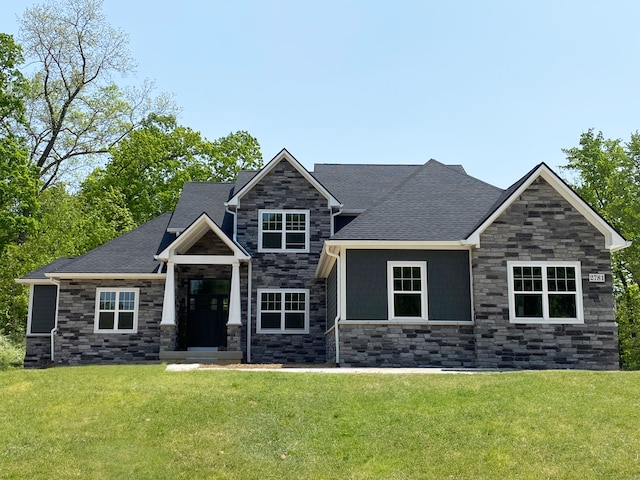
(387, 261), (428, 320)
(507, 261), (583, 324)
(94, 288), (139, 333)
(258, 210), (309, 252)
(257, 289), (309, 333)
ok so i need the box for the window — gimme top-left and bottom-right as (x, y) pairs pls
(258, 210), (309, 252)
(257, 289), (309, 333)
(387, 261), (428, 320)
(507, 262), (583, 324)
(94, 288), (139, 333)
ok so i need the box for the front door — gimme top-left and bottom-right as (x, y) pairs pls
(187, 279), (230, 348)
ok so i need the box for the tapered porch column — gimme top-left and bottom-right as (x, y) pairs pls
(227, 260), (242, 326)
(160, 261), (175, 326)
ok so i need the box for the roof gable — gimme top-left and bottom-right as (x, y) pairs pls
(331, 160), (503, 241)
(156, 213), (250, 260)
(225, 148), (341, 209)
(466, 163), (629, 252)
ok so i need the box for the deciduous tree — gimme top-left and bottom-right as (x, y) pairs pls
(563, 129), (640, 368)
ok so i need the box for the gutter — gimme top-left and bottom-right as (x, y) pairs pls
(325, 247), (341, 365)
(247, 261), (252, 363)
(49, 278), (61, 363)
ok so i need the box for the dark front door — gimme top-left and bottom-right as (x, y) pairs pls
(187, 279), (230, 348)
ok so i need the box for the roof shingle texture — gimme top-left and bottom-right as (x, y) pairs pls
(331, 160), (504, 241)
(30, 213), (171, 276)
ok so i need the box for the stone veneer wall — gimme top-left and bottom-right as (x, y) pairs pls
(236, 159), (329, 363)
(54, 278), (165, 365)
(473, 177), (619, 370)
(338, 324), (476, 367)
(24, 336), (52, 368)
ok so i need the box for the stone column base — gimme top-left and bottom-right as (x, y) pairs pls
(227, 325), (241, 351)
(160, 324), (177, 352)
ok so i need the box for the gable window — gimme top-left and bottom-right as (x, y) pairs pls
(387, 261), (428, 320)
(507, 261), (583, 324)
(258, 210), (309, 252)
(257, 289), (309, 333)
(94, 288), (139, 333)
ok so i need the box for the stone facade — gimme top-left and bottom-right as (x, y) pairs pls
(236, 159), (330, 363)
(53, 278), (165, 365)
(338, 324), (476, 367)
(24, 336), (52, 368)
(472, 178), (619, 370)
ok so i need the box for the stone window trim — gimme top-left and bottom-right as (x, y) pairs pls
(257, 288), (310, 334)
(94, 288), (140, 333)
(258, 209), (310, 253)
(507, 261), (584, 324)
(387, 261), (429, 321)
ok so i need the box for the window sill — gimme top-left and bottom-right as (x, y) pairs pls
(256, 329), (309, 335)
(510, 318), (583, 325)
(339, 320), (474, 326)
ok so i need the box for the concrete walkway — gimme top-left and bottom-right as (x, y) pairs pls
(166, 364), (496, 374)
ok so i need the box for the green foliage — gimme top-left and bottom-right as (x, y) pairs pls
(2, 367), (640, 478)
(18, 0), (176, 188)
(0, 333), (24, 370)
(0, 33), (26, 131)
(563, 129), (640, 368)
(0, 186), (133, 338)
(82, 114), (262, 223)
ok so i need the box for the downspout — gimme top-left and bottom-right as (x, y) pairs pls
(49, 278), (61, 363)
(325, 247), (340, 365)
(247, 260), (252, 363)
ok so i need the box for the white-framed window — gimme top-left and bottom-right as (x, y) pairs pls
(257, 289), (309, 333)
(387, 261), (428, 320)
(94, 288), (140, 333)
(258, 210), (309, 252)
(507, 261), (583, 324)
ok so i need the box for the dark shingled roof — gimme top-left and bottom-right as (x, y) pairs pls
(331, 160), (504, 241)
(167, 182), (234, 233)
(22, 257), (77, 280)
(312, 164), (421, 211)
(23, 214), (172, 277)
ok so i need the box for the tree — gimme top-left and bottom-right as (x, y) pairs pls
(562, 129), (640, 368)
(82, 114), (263, 224)
(18, 0), (175, 188)
(0, 33), (40, 255)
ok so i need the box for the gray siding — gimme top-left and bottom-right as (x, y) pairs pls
(345, 249), (472, 321)
(30, 285), (57, 334)
(472, 177), (619, 370)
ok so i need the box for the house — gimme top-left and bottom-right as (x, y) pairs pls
(18, 149), (629, 369)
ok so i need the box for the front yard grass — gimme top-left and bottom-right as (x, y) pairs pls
(1, 365), (639, 479)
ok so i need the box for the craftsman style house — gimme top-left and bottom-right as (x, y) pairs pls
(19, 149), (629, 369)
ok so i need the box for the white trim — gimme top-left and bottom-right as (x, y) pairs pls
(225, 149), (341, 209)
(94, 287), (140, 333)
(156, 213), (250, 261)
(325, 240), (472, 249)
(44, 273), (166, 280)
(256, 288), (310, 334)
(387, 261), (428, 321)
(507, 261), (584, 324)
(168, 255), (241, 265)
(16, 278), (59, 285)
(258, 209), (310, 253)
(339, 320), (474, 326)
(466, 164), (630, 252)
(26, 284), (35, 335)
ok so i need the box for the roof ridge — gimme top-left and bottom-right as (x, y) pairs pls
(426, 159), (504, 193)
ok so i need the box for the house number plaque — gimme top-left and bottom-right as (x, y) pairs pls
(589, 273), (605, 283)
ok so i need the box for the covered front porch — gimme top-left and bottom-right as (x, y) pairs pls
(155, 214), (250, 363)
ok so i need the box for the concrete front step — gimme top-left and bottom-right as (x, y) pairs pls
(160, 350), (243, 365)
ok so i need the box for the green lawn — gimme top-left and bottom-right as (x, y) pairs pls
(1, 366), (640, 479)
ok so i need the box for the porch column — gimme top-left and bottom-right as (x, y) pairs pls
(228, 260), (242, 326)
(160, 261), (176, 326)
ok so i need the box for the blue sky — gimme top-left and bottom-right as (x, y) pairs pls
(2, 0), (640, 187)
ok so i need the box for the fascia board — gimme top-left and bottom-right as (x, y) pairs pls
(44, 273), (167, 279)
(226, 149), (342, 209)
(15, 278), (57, 285)
(157, 213), (250, 261)
(323, 240), (473, 250)
(466, 164), (630, 251)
